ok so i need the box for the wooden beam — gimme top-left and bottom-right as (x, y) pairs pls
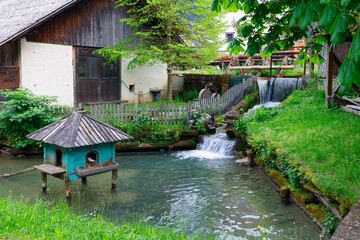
(230, 65), (294, 70)
(326, 43), (333, 107)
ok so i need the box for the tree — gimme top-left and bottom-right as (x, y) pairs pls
(211, 0), (360, 89)
(97, 0), (225, 100)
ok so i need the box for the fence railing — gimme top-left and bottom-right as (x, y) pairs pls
(1, 77), (255, 125)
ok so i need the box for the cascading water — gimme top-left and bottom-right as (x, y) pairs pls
(174, 126), (235, 160)
(246, 78), (302, 115)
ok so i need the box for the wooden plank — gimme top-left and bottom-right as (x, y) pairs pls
(33, 164), (66, 175)
(343, 97), (360, 106)
(346, 105), (360, 111)
(0, 167), (35, 178)
(125, 105), (128, 124)
(116, 104), (120, 124)
(342, 106), (360, 116)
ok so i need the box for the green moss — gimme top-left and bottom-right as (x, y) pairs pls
(306, 203), (326, 221)
(269, 169), (290, 188)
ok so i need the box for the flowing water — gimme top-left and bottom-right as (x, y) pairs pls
(246, 78), (302, 116)
(0, 128), (321, 239)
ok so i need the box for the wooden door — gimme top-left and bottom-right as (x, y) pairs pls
(75, 47), (121, 104)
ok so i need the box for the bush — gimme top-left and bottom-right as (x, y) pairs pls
(0, 88), (61, 149)
(114, 111), (189, 143)
(183, 90), (198, 102)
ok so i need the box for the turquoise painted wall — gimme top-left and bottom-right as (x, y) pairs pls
(44, 143), (116, 180)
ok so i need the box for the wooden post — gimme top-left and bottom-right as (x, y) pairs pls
(82, 177), (87, 184)
(269, 56), (273, 79)
(112, 169), (117, 189)
(41, 172), (47, 192)
(64, 173), (71, 200)
(326, 43), (334, 107)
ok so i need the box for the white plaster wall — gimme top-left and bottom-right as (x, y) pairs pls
(219, 11), (245, 53)
(20, 38), (74, 106)
(121, 58), (168, 103)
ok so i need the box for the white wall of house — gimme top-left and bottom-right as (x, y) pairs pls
(219, 11), (245, 53)
(19, 38), (74, 106)
(121, 58), (168, 103)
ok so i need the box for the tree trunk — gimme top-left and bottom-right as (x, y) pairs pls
(167, 66), (173, 101)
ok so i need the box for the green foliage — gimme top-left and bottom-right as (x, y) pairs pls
(183, 90), (199, 102)
(0, 88), (61, 149)
(234, 118), (247, 134)
(321, 211), (340, 236)
(190, 110), (209, 134)
(211, 0), (360, 88)
(96, 0), (225, 70)
(246, 89), (360, 203)
(114, 111), (190, 143)
(0, 196), (195, 240)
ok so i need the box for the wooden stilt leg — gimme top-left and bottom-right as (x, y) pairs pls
(112, 169), (117, 189)
(64, 174), (71, 201)
(41, 172), (47, 192)
(82, 177), (87, 184)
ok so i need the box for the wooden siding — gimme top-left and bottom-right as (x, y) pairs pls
(332, 41), (352, 76)
(0, 41), (19, 90)
(25, 0), (133, 48)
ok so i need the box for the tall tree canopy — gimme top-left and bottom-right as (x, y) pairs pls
(211, 0), (360, 88)
(97, 0), (224, 100)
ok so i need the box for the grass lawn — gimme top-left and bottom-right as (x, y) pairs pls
(246, 89), (360, 203)
(0, 197), (198, 240)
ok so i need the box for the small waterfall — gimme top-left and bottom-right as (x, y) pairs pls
(257, 78), (301, 104)
(174, 127), (235, 160)
(245, 78), (302, 117)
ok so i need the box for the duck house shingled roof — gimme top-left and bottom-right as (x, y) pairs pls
(27, 111), (133, 148)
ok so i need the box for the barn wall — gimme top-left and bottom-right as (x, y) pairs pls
(25, 0), (132, 48)
(19, 38), (74, 106)
(0, 41), (20, 90)
(120, 58), (168, 103)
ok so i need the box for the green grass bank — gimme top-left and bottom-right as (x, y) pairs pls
(0, 197), (200, 240)
(241, 89), (360, 204)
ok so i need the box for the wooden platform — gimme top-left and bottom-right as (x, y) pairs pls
(331, 198), (360, 239)
(33, 164), (66, 175)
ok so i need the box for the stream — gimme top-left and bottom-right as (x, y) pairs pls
(0, 127), (321, 239)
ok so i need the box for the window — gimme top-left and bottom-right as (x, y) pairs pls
(225, 32), (234, 43)
(129, 84), (135, 92)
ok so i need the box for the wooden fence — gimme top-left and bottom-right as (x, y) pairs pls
(1, 77), (255, 125)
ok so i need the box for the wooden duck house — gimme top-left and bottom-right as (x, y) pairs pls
(27, 111), (132, 199)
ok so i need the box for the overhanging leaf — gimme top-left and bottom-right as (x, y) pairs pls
(300, 3), (322, 30)
(318, 5), (338, 27)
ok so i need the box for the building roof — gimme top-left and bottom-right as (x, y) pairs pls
(27, 111), (133, 148)
(0, 0), (79, 46)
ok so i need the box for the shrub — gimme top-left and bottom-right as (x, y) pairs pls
(0, 88), (61, 149)
(114, 111), (190, 143)
(183, 90), (198, 102)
